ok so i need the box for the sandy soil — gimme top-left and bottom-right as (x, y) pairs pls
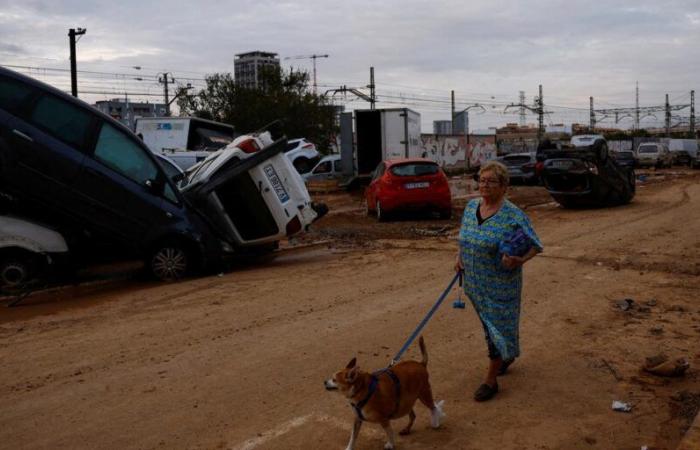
(1, 169), (700, 450)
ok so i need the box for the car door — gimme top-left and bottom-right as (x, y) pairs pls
(72, 120), (183, 249)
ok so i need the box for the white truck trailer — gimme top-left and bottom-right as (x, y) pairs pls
(343, 108), (422, 177)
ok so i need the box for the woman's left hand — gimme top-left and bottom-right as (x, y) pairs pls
(502, 254), (525, 269)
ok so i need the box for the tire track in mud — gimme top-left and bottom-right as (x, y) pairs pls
(545, 181), (694, 247)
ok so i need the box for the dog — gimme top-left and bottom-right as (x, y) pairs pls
(324, 336), (445, 450)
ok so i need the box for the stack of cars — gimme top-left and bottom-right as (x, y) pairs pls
(0, 67), (326, 291)
(537, 135), (635, 208)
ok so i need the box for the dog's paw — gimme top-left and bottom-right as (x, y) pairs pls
(431, 400), (446, 428)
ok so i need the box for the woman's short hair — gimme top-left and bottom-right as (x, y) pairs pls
(479, 160), (509, 186)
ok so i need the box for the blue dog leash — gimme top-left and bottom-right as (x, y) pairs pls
(389, 272), (461, 366)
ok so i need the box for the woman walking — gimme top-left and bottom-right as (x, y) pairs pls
(455, 161), (543, 401)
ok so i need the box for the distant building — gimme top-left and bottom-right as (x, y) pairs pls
(234, 51), (281, 90)
(93, 98), (166, 131)
(433, 120), (452, 135)
(453, 111), (469, 135)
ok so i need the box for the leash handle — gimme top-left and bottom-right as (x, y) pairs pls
(390, 272), (461, 365)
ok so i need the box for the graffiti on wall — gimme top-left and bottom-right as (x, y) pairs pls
(420, 134), (497, 170)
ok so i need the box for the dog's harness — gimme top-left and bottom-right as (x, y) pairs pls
(351, 368), (401, 421)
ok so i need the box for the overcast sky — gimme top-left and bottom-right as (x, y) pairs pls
(1, 0), (698, 131)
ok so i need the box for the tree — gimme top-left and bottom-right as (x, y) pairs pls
(177, 68), (337, 152)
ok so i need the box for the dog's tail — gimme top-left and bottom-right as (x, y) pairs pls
(419, 335), (428, 366)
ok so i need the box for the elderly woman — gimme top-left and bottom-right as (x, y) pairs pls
(455, 161), (543, 402)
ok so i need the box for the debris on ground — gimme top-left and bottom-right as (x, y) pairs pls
(615, 298), (635, 311)
(670, 391), (700, 422)
(612, 400), (633, 412)
(409, 225), (452, 237)
(643, 355), (690, 377)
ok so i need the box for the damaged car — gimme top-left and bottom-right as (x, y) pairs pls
(537, 135), (635, 208)
(0, 67), (326, 285)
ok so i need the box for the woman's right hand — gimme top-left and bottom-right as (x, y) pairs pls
(454, 254), (464, 273)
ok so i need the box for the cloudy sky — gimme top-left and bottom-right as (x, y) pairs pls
(1, 0), (698, 131)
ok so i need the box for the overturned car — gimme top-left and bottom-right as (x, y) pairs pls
(0, 66), (326, 288)
(537, 135), (635, 208)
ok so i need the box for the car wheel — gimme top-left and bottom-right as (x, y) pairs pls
(439, 208), (452, 220)
(593, 140), (608, 163)
(376, 201), (387, 222)
(149, 243), (190, 281)
(0, 252), (38, 291)
(364, 200), (373, 217)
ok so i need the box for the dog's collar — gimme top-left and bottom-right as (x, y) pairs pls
(350, 369), (401, 421)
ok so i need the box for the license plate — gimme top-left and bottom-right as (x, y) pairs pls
(551, 160), (572, 169)
(405, 182), (429, 189)
(263, 164), (289, 203)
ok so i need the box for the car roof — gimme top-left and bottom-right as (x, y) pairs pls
(384, 158), (438, 166)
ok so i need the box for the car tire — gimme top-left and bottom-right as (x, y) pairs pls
(149, 242), (192, 281)
(364, 201), (373, 217)
(439, 208), (452, 220)
(0, 251), (39, 291)
(593, 140), (608, 163)
(376, 201), (387, 222)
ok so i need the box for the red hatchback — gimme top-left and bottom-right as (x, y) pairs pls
(365, 158), (452, 221)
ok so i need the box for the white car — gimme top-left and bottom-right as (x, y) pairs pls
(303, 154), (343, 182)
(285, 138), (321, 174)
(637, 143), (673, 168)
(180, 132), (326, 248)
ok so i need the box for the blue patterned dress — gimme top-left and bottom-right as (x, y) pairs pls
(458, 198), (543, 361)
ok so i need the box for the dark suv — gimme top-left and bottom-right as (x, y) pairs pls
(0, 67), (226, 280)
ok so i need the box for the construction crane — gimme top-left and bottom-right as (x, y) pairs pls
(284, 54), (329, 95)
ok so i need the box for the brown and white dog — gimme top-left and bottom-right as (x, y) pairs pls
(324, 336), (445, 450)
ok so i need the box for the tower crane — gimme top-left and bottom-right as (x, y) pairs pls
(284, 54), (329, 94)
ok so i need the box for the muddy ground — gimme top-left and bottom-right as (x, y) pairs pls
(1, 168), (700, 450)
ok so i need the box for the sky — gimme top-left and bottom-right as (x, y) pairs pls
(1, 0), (698, 132)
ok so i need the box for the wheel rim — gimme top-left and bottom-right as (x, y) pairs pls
(151, 247), (188, 281)
(1, 262), (29, 287)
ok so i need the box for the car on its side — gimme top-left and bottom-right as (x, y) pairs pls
(497, 152), (541, 184)
(636, 142), (673, 168)
(303, 154), (343, 182)
(537, 135), (635, 208)
(611, 150), (637, 169)
(365, 158), (452, 221)
(285, 138), (321, 175)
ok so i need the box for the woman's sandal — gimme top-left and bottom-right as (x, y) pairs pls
(474, 382), (498, 402)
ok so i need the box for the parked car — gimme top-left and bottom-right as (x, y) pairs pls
(636, 143), (673, 168)
(611, 150), (637, 168)
(285, 138), (321, 174)
(0, 66), (325, 283)
(497, 152), (541, 184)
(365, 158), (452, 221)
(671, 150), (692, 166)
(303, 154), (343, 182)
(537, 135), (635, 208)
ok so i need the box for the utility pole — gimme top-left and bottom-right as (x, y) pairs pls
(590, 97), (596, 130)
(369, 67), (376, 110)
(159, 73), (175, 116)
(537, 84), (544, 141)
(451, 90), (455, 133)
(68, 28), (86, 97)
(690, 90), (696, 138)
(666, 93), (672, 136)
(519, 91), (526, 126)
(635, 81), (640, 131)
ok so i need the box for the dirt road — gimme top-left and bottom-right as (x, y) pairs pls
(2, 171), (700, 450)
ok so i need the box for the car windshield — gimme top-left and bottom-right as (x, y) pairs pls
(179, 153), (221, 188)
(390, 163), (439, 176)
(638, 145), (658, 154)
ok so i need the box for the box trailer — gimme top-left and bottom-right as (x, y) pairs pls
(351, 108), (422, 175)
(135, 117), (236, 152)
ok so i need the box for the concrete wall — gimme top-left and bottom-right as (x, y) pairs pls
(420, 134), (497, 170)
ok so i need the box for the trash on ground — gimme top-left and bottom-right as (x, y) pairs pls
(643, 355), (689, 377)
(615, 298), (635, 311)
(646, 299), (657, 307)
(612, 400), (633, 412)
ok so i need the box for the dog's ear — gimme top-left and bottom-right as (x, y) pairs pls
(346, 365), (359, 383)
(346, 357), (357, 369)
